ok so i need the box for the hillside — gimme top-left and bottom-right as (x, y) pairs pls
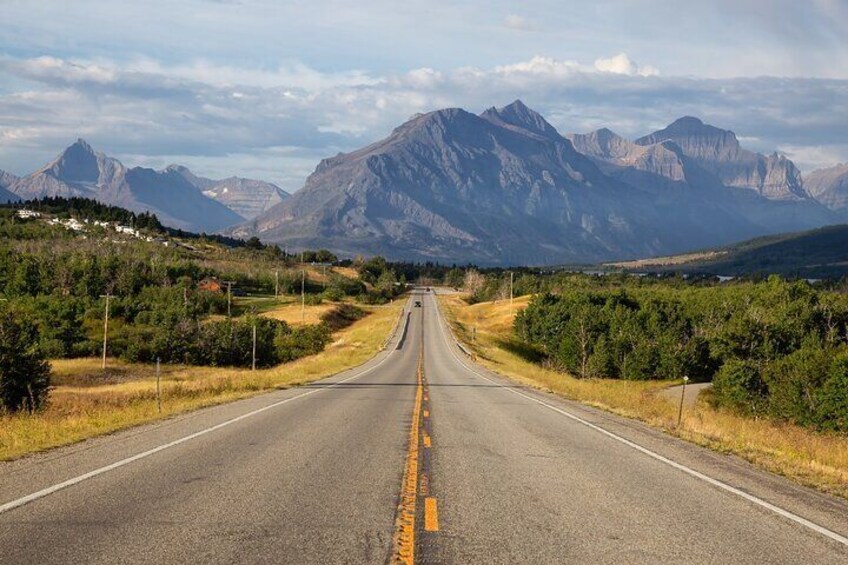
(607, 224), (848, 278)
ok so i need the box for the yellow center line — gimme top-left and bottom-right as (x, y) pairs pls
(423, 433), (432, 448)
(423, 409), (430, 418)
(390, 350), (424, 565)
(424, 497), (440, 532)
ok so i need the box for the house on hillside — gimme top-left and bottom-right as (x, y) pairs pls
(16, 209), (41, 219)
(198, 277), (223, 293)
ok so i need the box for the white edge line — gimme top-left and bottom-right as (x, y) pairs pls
(430, 294), (848, 548)
(0, 303), (410, 516)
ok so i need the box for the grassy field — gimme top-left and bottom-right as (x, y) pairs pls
(259, 296), (340, 326)
(439, 294), (848, 498)
(0, 300), (405, 461)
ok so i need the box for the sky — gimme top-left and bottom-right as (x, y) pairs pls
(1, 0), (847, 189)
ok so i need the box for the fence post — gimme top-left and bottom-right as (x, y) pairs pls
(156, 357), (162, 414)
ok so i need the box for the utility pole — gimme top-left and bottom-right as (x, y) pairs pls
(100, 293), (112, 370)
(252, 322), (257, 371)
(301, 269), (306, 324)
(510, 271), (514, 308)
(275, 270), (279, 298)
(322, 265), (327, 289)
(223, 281), (236, 317)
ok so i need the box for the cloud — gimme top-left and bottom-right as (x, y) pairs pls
(1, 53), (847, 190)
(494, 56), (582, 77)
(594, 53), (659, 77)
(779, 144), (848, 174)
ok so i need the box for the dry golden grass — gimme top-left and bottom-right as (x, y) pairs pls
(332, 266), (359, 279)
(0, 301), (405, 461)
(439, 294), (848, 498)
(260, 297), (339, 326)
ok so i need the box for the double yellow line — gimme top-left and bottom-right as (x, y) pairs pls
(391, 311), (439, 564)
(391, 349), (425, 565)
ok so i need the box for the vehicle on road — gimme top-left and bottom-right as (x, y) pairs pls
(414, 300), (422, 307)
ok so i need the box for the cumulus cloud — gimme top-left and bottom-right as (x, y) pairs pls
(1, 53), (846, 189)
(594, 53), (660, 77)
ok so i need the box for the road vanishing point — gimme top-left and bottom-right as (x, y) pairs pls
(1, 290), (848, 564)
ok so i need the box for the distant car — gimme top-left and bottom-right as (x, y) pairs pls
(425, 287), (431, 292)
(414, 301), (422, 307)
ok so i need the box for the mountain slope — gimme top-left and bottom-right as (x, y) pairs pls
(166, 166), (289, 220)
(234, 101), (786, 265)
(0, 170), (20, 203)
(806, 164), (848, 213)
(8, 140), (243, 232)
(610, 224), (848, 278)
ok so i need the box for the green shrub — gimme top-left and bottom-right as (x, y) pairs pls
(0, 307), (51, 412)
(711, 359), (767, 415)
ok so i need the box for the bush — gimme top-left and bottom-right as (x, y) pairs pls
(0, 307), (51, 412)
(814, 351), (848, 431)
(711, 359), (767, 415)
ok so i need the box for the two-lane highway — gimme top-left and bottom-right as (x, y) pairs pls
(1, 290), (848, 564)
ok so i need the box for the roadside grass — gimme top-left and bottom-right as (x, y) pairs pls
(0, 300), (405, 462)
(439, 294), (848, 499)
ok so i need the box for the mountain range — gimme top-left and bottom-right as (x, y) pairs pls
(5, 102), (848, 266)
(0, 140), (288, 232)
(232, 100), (844, 265)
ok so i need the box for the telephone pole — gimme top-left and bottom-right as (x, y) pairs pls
(100, 293), (113, 370)
(223, 281), (236, 317)
(252, 322), (257, 371)
(510, 271), (514, 308)
(301, 269), (306, 324)
(275, 270), (279, 298)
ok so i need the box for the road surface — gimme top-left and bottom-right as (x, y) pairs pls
(1, 290), (847, 563)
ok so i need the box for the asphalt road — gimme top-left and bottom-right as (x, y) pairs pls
(1, 290), (847, 564)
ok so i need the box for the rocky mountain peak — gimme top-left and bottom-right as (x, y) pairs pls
(480, 99), (560, 139)
(636, 116), (741, 155)
(48, 138), (101, 183)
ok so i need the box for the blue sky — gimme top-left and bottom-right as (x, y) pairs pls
(2, 0), (847, 188)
